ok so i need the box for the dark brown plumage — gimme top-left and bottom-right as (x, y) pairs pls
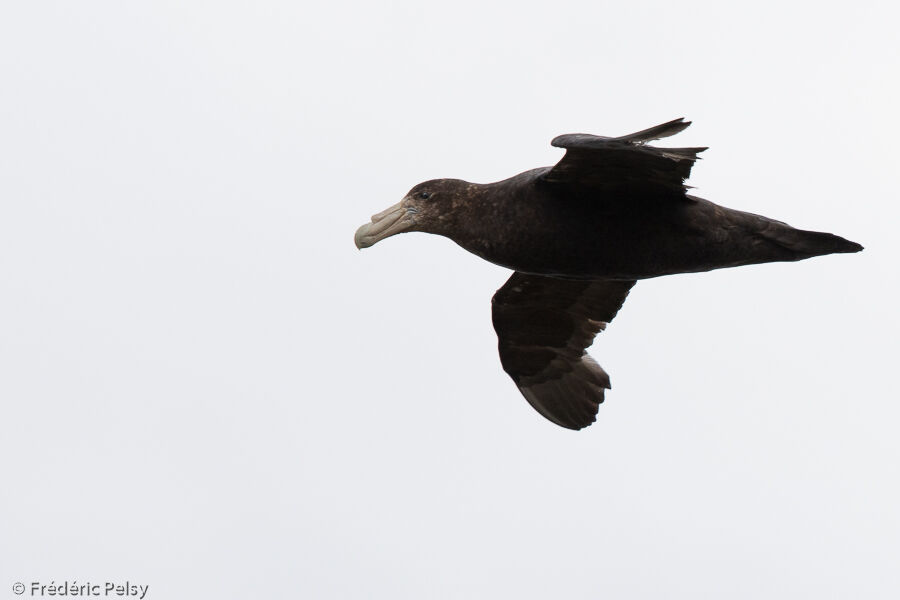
(354, 118), (862, 430)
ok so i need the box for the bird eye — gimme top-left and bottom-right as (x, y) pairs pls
(418, 191), (431, 200)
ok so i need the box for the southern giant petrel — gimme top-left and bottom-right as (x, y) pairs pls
(354, 118), (862, 430)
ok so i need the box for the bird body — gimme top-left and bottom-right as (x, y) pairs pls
(390, 167), (860, 281)
(355, 119), (862, 430)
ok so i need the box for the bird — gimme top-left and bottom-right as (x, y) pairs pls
(354, 118), (862, 430)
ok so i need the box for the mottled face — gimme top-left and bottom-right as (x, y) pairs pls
(354, 178), (471, 249)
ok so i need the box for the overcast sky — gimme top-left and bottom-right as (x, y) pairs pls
(1, 2), (898, 599)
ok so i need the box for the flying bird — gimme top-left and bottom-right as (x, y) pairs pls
(354, 119), (862, 430)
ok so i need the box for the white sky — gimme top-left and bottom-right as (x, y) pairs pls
(1, 1), (898, 598)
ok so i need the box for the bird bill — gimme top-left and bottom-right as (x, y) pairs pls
(354, 201), (414, 249)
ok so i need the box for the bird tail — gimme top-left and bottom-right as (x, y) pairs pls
(764, 226), (863, 259)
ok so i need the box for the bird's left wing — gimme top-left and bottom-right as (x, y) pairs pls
(542, 118), (707, 201)
(491, 272), (636, 430)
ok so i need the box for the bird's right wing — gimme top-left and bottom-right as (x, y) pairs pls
(491, 272), (636, 430)
(542, 118), (707, 202)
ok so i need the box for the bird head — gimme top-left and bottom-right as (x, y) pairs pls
(354, 179), (473, 249)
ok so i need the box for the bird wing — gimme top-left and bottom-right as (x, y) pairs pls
(491, 272), (636, 430)
(542, 118), (707, 201)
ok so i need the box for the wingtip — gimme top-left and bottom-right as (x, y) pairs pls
(552, 118), (697, 148)
(618, 118), (693, 143)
